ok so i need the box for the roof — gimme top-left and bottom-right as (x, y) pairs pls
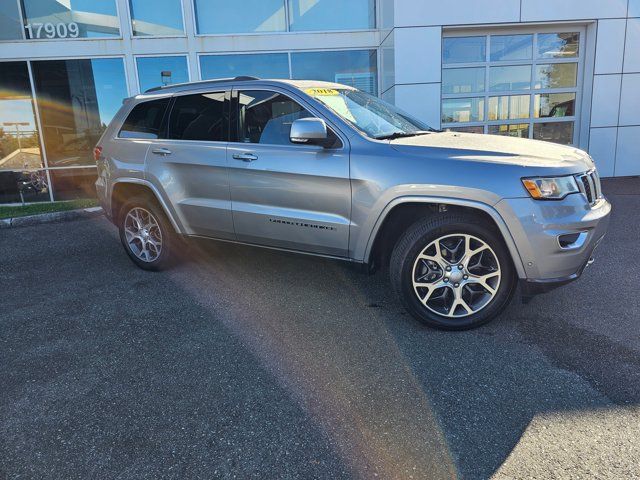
(138, 77), (355, 97)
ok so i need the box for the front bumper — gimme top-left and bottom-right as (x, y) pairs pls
(496, 193), (611, 290)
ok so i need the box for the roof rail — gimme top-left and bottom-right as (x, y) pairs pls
(144, 76), (260, 94)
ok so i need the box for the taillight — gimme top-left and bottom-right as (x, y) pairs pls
(93, 145), (102, 162)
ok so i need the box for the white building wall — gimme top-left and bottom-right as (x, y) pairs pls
(384, 1), (640, 177)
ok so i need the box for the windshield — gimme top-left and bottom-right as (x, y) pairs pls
(303, 87), (434, 140)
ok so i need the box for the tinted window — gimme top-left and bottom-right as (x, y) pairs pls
(136, 56), (189, 92)
(120, 98), (170, 139)
(129, 0), (184, 36)
(236, 91), (312, 145)
(200, 53), (290, 81)
(169, 92), (226, 141)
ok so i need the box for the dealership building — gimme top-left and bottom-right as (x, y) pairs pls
(0, 0), (638, 204)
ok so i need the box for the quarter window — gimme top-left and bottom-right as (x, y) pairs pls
(120, 98), (170, 139)
(441, 31), (582, 145)
(236, 91), (312, 145)
(168, 93), (226, 142)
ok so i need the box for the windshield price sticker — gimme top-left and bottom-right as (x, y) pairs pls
(305, 88), (340, 96)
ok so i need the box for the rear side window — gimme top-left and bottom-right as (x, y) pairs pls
(119, 98), (169, 139)
(168, 92), (226, 141)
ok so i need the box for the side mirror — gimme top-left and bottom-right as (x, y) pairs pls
(290, 118), (328, 146)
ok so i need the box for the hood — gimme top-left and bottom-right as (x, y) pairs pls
(390, 132), (594, 172)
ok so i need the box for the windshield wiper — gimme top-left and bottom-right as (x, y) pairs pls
(374, 131), (432, 140)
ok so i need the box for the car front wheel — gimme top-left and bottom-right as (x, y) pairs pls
(390, 214), (516, 330)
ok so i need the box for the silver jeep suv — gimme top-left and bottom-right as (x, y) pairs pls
(95, 77), (611, 330)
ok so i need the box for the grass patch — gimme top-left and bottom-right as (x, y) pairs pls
(0, 198), (99, 219)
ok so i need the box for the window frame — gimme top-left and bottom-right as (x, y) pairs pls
(441, 26), (586, 146)
(230, 86), (344, 149)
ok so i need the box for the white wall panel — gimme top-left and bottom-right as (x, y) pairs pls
(380, 30), (395, 93)
(590, 74), (622, 127)
(394, 83), (441, 128)
(394, 0), (520, 27)
(394, 27), (441, 84)
(588, 128), (618, 177)
(615, 126), (640, 176)
(619, 74), (640, 126)
(629, 0), (640, 18)
(521, 0), (628, 21)
(594, 20), (626, 74)
(623, 18), (640, 73)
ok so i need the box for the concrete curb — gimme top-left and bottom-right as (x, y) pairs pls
(0, 207), (103, 229)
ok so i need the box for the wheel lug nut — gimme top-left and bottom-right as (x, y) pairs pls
(454, 283), (460, 288)
(463, 275), (468, 280)
(444, 278), (449, 283)
(446, 266), (452, 271)
(458, 265), (464, 270)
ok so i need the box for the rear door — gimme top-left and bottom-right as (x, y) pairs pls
(228, 87), (351, 257)
(145, 90), (234, 239)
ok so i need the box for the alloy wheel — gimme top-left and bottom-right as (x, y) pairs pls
(124, 207), (163, 263)
(412, 234), (502, 318)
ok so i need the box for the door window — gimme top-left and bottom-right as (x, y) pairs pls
(168, 92), (226, 141)
(236, 90), (312, 145)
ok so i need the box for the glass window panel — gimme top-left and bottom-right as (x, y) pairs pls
(489, 65), (531, 91)
(200, 54), (290, 81)
(538, 33), (579, 59)
(490, 34), (533, 61)
(194, 0), (285, 34)
(488, 95), (530, 121)
(533, 122), (574, 145)
(129, 0), (184, 36)
(534, 63), (577, 89)
(443, 37), (486, 64)
(488, 123), (530, 139)
(21, 0), (119, 39)
(442, 67), (485, 94)
(0, 1), (24, 40)
(290, 50), (378, 95)
(119, 98), (170, 139)
(168, 93), (226, 142)
(0, 169), (50, 203)
(236, 90), (312, 145)
(288, 0), (374, 32)
(49, 167), (97, 200)
(447, 126), (484, 134)
(0, 61), (44, 169)
(535, 93), (576, 118)
(137, 56), (189, 92)
(442, 98), (485, 123)
(31, 58), (128, 167)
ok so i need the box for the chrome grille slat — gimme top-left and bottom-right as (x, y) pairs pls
(575, 170), (601, 206)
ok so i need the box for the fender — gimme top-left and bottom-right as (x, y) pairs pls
(362, 195), (527, 279)
(110, 177), (184, 233)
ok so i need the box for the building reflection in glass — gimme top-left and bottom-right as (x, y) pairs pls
(31, 58), (128, 168)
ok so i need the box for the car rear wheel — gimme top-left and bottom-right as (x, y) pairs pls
(390, 214), (516, 330)
(118, 196), (175, 271)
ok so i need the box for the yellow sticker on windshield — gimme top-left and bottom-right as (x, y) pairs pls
(305, 88), (340, 96)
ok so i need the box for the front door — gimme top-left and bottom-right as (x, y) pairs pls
(228, 88), (351, 257)
(145, 90), (234, 239)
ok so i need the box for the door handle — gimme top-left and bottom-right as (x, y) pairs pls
(151, 148), (172, 156)
(232, 153), (258, 162)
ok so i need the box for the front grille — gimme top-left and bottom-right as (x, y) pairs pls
(576, 170), (601, 205)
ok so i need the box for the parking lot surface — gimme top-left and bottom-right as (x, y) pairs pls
(1, 178), (639, 479)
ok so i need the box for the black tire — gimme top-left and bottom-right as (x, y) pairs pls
(118, 195), (175, 271)
(390, 213), (516, 330)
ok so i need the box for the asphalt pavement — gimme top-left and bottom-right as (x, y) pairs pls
(1, 178), (639, 479)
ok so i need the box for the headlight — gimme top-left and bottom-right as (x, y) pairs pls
(521, 176), (579, 200)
